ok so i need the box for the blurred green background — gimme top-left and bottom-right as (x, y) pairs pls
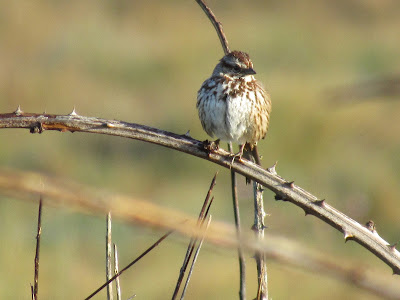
(1, 0), (400, 299)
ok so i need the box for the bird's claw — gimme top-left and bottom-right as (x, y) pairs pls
(229, 152), (243, 168)
(228, 144), (246, 168)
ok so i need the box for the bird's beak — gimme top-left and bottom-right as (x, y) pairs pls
(245, 68), (256, 75)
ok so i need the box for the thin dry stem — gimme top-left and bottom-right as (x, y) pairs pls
(85, 231), (173, 300)
(250, 146), (268, 300)
(181, 215), (212, 299)
(228, 142), (246, 300)
(172, 175), (216, 300)
(253, 182), (268, 300)
(31, 197), (43, 300)
(113, 244), (122, 300)
(194, 0), (230, 54)
(106, 212), (114, 300)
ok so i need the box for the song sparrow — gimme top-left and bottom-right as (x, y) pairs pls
(197, 50), (271, 157)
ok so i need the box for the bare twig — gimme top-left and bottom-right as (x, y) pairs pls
(253, 182), (268, 300)
(31, 197), (43, 300)
(113, 244), (122, 300)
(172, 174), (216, 299)
(194, 0), (230, 55)
(228, 142), (246, 300)
(85, 230), (173, 300)
(106, 212), (114, 300)
(181, 215), (212, 299)
(250, 146), (268, 300)
(0, 112), (399, 275)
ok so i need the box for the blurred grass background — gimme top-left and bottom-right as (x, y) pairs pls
(1, 0), (400, 299)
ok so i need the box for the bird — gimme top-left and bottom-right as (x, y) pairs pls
(196, 50), (271, 161)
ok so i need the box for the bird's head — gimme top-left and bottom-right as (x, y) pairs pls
(213, 50), (256, 78)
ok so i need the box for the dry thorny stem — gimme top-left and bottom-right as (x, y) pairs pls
(0, 111), (399, 278)
(172, 173), (216, 299)
(31, 197), (43, 300)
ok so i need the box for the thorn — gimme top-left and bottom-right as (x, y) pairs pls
(261, 224), (268, 230)
(304, 209), (309, 216)
(388, 242), (398, 252)
(183, 130), (191, 137)
(251, 224), (257, 232)
(365, 220), (376, 233)
(267, 161), (278, 175)
(68, 107), (78, 116)
(313, 199), (326, 207)
(344, 231), (353, 242)
(14, 105), (23, 116)
(393, 267), (400, 276)
(274, 194), (282, 201)
(283, 181), (295, 188)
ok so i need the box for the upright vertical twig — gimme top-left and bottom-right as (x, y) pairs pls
(106, 212), (114, 300)
(228, 142), (246, 300)
(113, 243), (122, 300)
(251, 147), (268, 300)
(31, 197), (43, 300)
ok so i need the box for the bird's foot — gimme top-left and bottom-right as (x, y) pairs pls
(228, 144), (246, 168)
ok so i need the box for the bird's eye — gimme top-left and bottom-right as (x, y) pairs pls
(233, 66), (241, 73)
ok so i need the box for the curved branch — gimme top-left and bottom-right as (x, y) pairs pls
(195, 0), (230, 55)
(0, 110), (399, 275)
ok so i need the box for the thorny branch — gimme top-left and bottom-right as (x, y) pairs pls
(0, 111), (399, 276)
